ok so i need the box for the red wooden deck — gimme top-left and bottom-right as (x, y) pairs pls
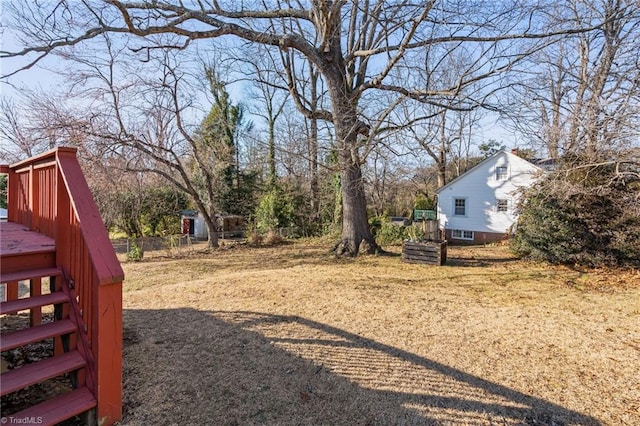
(1, 147), (123, 425)
(1, 222), (56, 275)
(1, 222), (55, 255)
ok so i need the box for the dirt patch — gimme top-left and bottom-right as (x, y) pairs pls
(118, 242), (640, 425)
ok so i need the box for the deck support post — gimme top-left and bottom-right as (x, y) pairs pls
(94, 282), (123, 423)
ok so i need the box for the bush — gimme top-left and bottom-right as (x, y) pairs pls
(255, 187), (295, 233)
(127, 240), (144, 261)
(414, 194), (435, 210)
(511, 170), (640, 267)
(369, 216), (425, 245)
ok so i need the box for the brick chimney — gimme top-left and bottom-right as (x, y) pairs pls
(511, 148), (519, 157)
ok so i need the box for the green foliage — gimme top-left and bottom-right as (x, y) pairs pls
(255, 187), (295, 233)
(0, 174), (7, 209)
(511, 170), (640, 267)
(127, 240), (144, 261)
(369, 216), (425, 245)
(142, 186), (189, 235)
(192, 66), (256, 217)
(414, 194), (435, 210)
(220, 170), (259, 217)
(478, 139), (505, 158)
(93, 182), (188, 238)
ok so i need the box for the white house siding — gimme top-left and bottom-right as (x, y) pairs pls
(436, 151), (541, 243)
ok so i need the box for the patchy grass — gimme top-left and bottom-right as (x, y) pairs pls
(120, 241), (640, 425)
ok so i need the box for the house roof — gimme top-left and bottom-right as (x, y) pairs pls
(436, 150), (543, 194)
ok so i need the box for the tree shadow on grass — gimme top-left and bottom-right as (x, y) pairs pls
(122, 309), (600, 426)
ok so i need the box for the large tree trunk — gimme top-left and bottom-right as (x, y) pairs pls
(322, 54), (379, 256)
(329, 96), (379, 256)
(203, 214), (219, 249)
(334, 157), (379, 256)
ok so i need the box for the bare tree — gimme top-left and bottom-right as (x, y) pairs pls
(66, 42), (235, 248)
(240, 48), (290, 188)
(508, 0), (640, 160)
(407, 106), (485, 188)
(2, 1), (607, 255)
(0, 94), (84, 162)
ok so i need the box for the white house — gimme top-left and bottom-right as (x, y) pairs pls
(436, 150), (542, 244)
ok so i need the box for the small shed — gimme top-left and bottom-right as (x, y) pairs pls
(180, 210), (208, 239)
(180, 210), (245, 239)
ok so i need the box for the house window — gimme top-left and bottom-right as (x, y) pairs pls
(497, 199), (509, 212)
(454, 198), (466, 216)
(452, 229), (474, 240)
(496, 166), (508, 180)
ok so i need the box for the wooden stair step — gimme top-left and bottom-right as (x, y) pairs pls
(1, 350), (86, 396)
(0, 266), (62, 284)
(1, 319), (76, 352)
(7, 386), (96, 426)
(1, 292), (69, 315)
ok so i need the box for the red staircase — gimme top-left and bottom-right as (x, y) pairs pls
(1, 148), (124, 425)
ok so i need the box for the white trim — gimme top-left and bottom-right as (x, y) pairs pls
(495, 166), (508, 180)
(451, 229), (474, 240)
(453, 197), (467, 216)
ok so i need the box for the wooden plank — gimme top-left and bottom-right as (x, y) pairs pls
(403, 249), (442, 256)
(402, 241), (447, 266)
(6, 281), (19, 301)
(9, 146), (74, 169)
(0, 222), (56, 257)
(0, 350), (86, 396)
(403, 248), (441, 256)
(1, 319), (76, 352)
(6, 386), (96, 426)
(0, 266), (62, 284)
(0, 252), (56, 275)
(1, 292), (68, 315)
(403, 242), (445, 249)
(403, 255), (441, 262)
(403, 259), (441, 265)
(404, 246), (440, 250)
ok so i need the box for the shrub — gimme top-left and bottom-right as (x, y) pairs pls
(369, 216), (425, 245)
(255, 187), (295, 233)
(127, 240), (144, 261)
(511, 169), (640, 267)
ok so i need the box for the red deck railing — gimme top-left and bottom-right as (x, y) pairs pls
(3, 147), (124, 424)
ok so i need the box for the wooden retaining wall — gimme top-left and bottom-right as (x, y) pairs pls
(402, 240), (447, 266)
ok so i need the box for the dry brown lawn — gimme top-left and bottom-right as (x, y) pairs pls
(120, 240), (640, 426)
